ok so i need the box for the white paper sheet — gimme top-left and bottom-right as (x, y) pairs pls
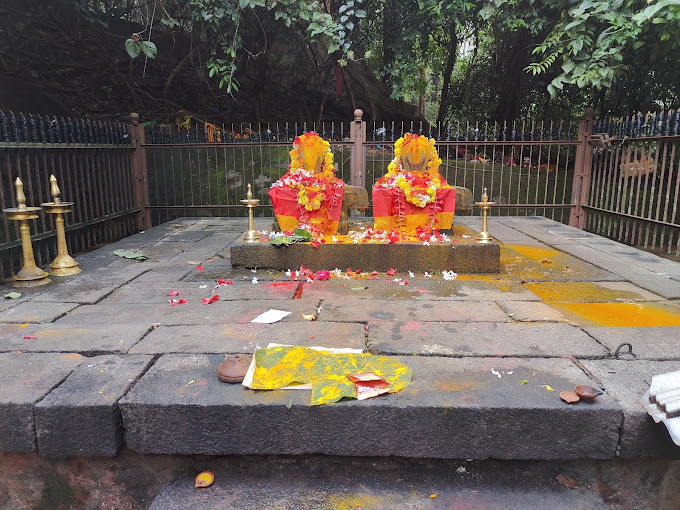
(250, 309), (292, 324)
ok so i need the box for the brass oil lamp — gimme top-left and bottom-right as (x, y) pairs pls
(3, 177), (50, 286)
(240, 183), (260, 243)
(42, 175), (81, 276)
(475, 187), (495, 244)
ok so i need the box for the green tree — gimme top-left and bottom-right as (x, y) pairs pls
(528, 0), (680, 96)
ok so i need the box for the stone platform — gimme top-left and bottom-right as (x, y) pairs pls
(231, 223), (501, 273)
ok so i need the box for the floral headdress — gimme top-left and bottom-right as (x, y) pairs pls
(289, 133), (335, 180)
(387, 133), (442, 175)
(383, 134), (445, 208)
(274, 132), (341, 212)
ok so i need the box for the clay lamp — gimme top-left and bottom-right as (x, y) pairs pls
(574, 385), (603, 401)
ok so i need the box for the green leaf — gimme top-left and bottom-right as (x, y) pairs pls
(113, 249), (148, 261)
(294, 228), (313, 240)
(125, 39), (142, 59)
(285, 398), (293, 409)
(4, 292), (21, 299)
(141, 41), (157, 59)
(521, 380), (528, 385)
(355, 9), (366, 18)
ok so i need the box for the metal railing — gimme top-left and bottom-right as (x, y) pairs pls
(0, 111), (137, 280)
(143, 114), (580, 226)
(2, 107), (678, 282)
(582, 111), (680, 256)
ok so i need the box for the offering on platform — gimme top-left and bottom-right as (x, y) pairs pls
(372, 133), (455, 234)
(269, 132), (345, 235)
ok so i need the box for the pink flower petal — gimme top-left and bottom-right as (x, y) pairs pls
(169, 290), (179, 296)
(217, 278), (233, 286)
(201, 295), (219, 305)
(23, 336), (37, 339)
(196, 265), (204, 271)
(386, 268), (397, 276)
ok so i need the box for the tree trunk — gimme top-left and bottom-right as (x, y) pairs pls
(419, 68), (426, 117)
(436, 25), (458, 123)
(382, 0), (396, 84)
(493, 29), (530, 122)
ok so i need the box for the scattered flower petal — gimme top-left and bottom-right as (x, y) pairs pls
(424, 272), (432, 278)
(408, 271), (415, 278)
(400, 280), (409, 285)
(301, 311), (317, 321)
(169, 290), (179, 296)
(23, 336), (37, 339)
(386, 268), (397, 276)
(252, 277), (259, 284)
(442, 270), (458, 280)
(196, 265), (204, 271)
(316, 270), (330, 281)
(542, 385), (555, 391)
(423, 241), (430, 246)
(201, 295), (219, 305)
(311, 241), (320, 249)
(199, 285), (208, 289)
(491, 368), (502, 379)
(170, 298), (187, 306)
(217, 278), (233, 286)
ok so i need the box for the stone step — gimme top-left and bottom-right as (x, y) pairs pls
(148, 458), (610, 510)
(119, 354), (624, 459)
(6, 348), (678, 460)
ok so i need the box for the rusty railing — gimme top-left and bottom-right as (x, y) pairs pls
(0, 111), (138, 281)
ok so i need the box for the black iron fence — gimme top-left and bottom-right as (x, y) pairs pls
(582, 112), (680, 255)
(143, 115), (580, 226)
(0, 111), (137, 280)
(1, 108), (679, 282)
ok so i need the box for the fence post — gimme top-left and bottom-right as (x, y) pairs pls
(569, 108), (594, 229)
(349, 108), (366, 187)
(129, 113), (151, 230)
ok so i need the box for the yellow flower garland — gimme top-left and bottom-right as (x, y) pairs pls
(288, 133), (336, 211)
(386, 134), (444, 207)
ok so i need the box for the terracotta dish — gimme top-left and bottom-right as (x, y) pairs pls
(574, 385), (603, 401)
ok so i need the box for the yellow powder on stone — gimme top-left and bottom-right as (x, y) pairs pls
(525, 282), (651, 303)
(547, 302), (680, 327)
(326, 493), (383, 510)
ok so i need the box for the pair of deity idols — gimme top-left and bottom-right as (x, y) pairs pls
(268, 132), (456, 236)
